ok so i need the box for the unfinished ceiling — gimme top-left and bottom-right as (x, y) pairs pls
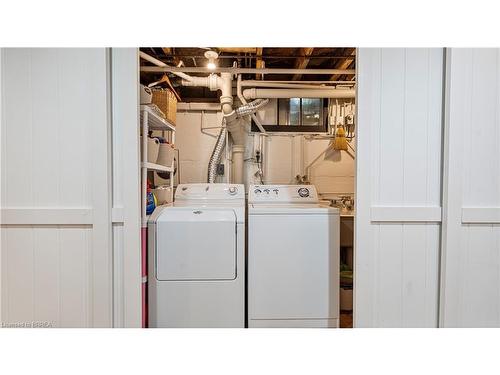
(139, 47), (356, 102)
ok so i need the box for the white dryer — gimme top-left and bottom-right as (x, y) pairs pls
(248, 185), (340, 328)
(148, 183), (245, 328)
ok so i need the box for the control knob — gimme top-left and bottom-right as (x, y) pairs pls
(298, 187), (310, 198)
(228, 186), (238, 195)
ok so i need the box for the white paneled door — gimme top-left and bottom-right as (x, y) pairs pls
(356, 48), (445, 327)
(440, 49), (500, 327)
(1, 48), (119, 327)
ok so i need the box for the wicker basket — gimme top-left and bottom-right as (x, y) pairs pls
(151, 88), (177, 125)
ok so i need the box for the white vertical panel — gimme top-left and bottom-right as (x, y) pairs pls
(441, 48), (500, 327)
(0, 48), (3, 323)
(88, 49), (113, 328)
(110, 48), (141, 327)
(356, 48), (444, 327)
(33, 228), (60, 326)
(3, 228), (35, 323)
(59, 228), (92, 327)
(1, 48), (113, 327)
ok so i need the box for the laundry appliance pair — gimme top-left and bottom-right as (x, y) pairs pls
(148, 183), (339, 328)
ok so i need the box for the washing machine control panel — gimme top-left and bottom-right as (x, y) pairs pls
(175, 183), (244, 200)
(249, 185), (318, 203)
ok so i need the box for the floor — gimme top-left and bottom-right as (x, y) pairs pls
(340, 312), (353, 328)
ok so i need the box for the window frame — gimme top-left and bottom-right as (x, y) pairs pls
(250, 98), (329, 133)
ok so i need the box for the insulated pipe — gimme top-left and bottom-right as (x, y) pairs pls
(242, 88), (356, 99)
(139, 51), (193, 82)
(231, 145), (245, 184)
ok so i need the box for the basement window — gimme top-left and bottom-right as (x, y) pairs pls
(251, 98), (328, 133)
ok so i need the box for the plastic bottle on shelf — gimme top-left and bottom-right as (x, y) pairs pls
(146, 181), (157, 215)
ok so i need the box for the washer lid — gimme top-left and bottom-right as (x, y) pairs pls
(155, 207), (237, 281)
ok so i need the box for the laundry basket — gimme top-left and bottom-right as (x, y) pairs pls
(151, 88), (177, 125)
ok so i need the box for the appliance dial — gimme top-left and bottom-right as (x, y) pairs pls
(273, 189), (279, 195)
(228, 186), (238, 195)
(263, 189), (270, 194)
(298, 187), (310, 198)
(254, 188), (262, 194)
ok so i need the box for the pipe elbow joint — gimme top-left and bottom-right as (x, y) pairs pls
(223, 110), (237, 123)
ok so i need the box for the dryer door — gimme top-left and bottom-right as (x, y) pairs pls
(155, 208), (237, 281)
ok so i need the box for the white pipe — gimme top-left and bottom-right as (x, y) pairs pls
(245, 80), (356, 84)
(141, 66), (355, 75)
(240, 81), (343, 89)
(237, 74), (266, 133)
(219, 72), (233, 115)
(243, 88), (356, 99)
(139, 51), (193, 82)
(232, 145), (245, 184)
(180, 73), (233, 114)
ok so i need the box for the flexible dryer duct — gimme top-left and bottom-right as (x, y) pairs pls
(207, 99), (269, 183)
(207, 118), (227, 183)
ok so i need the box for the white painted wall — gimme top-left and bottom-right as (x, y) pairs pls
(174, 103), (355, 197)
(0, 48), (114, 327)
(175, 110), (229, 184)
(356, 48), (444, 327)
(440, 48), (500, 327)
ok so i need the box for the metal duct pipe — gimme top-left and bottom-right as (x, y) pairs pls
(224, 98), (269, 145)
(243, 88), (356, 99)
(234, 98), (269, 118)
(207, 118), (227, 183)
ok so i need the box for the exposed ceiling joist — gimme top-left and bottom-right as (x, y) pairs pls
(217, 47), (257, 53)
(256, 47), (263, 80)
(292, 48), (315, 80)
(163, 47), (181, 66)
(330, 48), (356, 81)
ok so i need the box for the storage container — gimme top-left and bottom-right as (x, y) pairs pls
(152, 186), (173, 205)
(157, 143), (175, 167)
(151, 88), (177, 125)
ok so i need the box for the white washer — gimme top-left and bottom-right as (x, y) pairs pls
(148, 183), (245, 328)
(248, 185), (340, 328)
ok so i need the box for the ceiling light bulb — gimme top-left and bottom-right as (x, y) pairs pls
(207, 60), (216, 70)
(204, 50), (219, 70)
